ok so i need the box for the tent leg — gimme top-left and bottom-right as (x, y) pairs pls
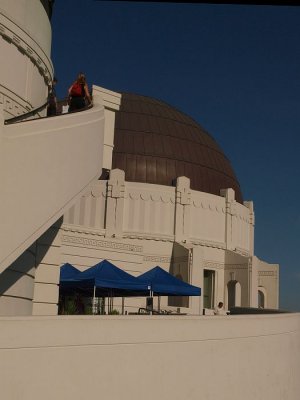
(93, 285), (96, 315)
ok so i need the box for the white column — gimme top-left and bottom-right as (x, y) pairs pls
(220, 188), (237, 252)
(249, 256), (259, 308)
(244, 200), (255, 256)
(175, 176), (191, 243)
(32, 220), (61, 316)
(189, 246), (204, 315)
(105, 169), (125, 238)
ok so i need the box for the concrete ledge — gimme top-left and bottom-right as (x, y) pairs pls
(0, 313), (299, 400)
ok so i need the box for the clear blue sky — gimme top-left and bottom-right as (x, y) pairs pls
(51, 1), (300, 311)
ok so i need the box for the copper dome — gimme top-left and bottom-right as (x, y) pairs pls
(112, 93), (243, 203)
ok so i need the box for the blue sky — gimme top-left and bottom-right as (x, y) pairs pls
(51, 1), (300, 311)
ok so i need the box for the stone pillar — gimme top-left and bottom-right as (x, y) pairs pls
(32, 220), (61, 316)
(244, 201), (255, 256)
(0, 243), (36, 316)
(105, 169), (125, 238)
(175, 176), (191, 243)
(249, 256), (258, 308)
(189, 246), (203, 315)
(220, 188), (237, 252)
(92, 86), (121, 170)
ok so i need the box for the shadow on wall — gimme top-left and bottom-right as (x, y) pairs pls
(169, 242), (189, 308)
(0, 218), (63, 299)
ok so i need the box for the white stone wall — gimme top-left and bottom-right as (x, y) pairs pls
(64, 180), (107, 230)
(190, 190), (226, 246)
(30, 174), (277, 315)
(123, 182), (176, 238)
(255, 256), (279, 309)
(27, 171), (280, 315)
(0, 313), (299, 400)
(0, 0), (53, 118)
(0, 244), (36, 316)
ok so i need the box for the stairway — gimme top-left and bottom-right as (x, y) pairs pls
(0, 99), (105, 273)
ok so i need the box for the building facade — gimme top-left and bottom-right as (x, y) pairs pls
(0, 1), (278, 317)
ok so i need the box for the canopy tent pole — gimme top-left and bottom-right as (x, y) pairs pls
(122, 297), (125, 315)
(93, 285), (96, 315)
(150, 289), (153, 315)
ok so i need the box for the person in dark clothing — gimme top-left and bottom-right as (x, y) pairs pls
(47, 77), (57, 116)
(68, 73), (92, 112)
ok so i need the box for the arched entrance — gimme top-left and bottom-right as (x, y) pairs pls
(258, 287), (267, 308)
(227, 280), (241, 309)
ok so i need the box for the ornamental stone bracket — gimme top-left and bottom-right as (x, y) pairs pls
(244, 201), (255, 226)
(175, 176), (191, 243)
(244, 200), (255, 256)
(220, 188), (236, 251)
(105, 169), (125, 238)
(107, 169), (125, 199)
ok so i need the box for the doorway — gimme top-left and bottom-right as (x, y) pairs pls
(203, 270), (215, 309)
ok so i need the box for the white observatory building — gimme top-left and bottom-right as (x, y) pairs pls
(0, 2), (299, 400)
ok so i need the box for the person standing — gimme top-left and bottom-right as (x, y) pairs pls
(68, 72), (92, 112)
(47, 77), (57, 116)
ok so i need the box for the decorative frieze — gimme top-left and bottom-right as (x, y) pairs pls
(225, 264), (248, 270)
(62, 234), (143, 253)
(125, 191), (174, 203)
(0, 15), (53, 84)
(203, 260), (224, 270)
(258, 271), (277, 277)
(190, 238), (226, 249)
(143, 255), (188, 264)
(123, 231), (174, 242)
(144, 255), (172, 263)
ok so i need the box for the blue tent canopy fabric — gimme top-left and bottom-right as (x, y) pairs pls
(60, 263), (81, 280)
(59, 259), (149, 297)
(59, 262), (201, 297)
(137, 266), (201, 296)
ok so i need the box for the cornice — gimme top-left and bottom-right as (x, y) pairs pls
(122, 231), (174, 243)
(190, 237), (226, 250)
(235, 247), (250, 257)
(0, 12), (53, 84)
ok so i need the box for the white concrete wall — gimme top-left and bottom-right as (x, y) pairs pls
(190, 190), (226, 246)
(0, 0), (53, 118)
(0, 243), (36, 315)
(0, 313), (299, 400)
(255, 256), (279, 309)
(64, 180), (107, 230)
(123, 182), (176, 238)
(40, 174), (275, 314)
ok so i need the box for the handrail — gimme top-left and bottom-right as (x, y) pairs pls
(4, 99), (94, 125)
(4, 101), (48, 125)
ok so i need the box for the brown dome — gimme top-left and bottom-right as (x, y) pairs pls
(112, 93), (243, 203)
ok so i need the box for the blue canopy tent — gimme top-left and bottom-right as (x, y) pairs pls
(72, 259), (149, 296)
(137, 266), (201, 296)
(60, 263), (81, 280)
(59, 260), (150, 313)
(59, 263), (82, 294)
